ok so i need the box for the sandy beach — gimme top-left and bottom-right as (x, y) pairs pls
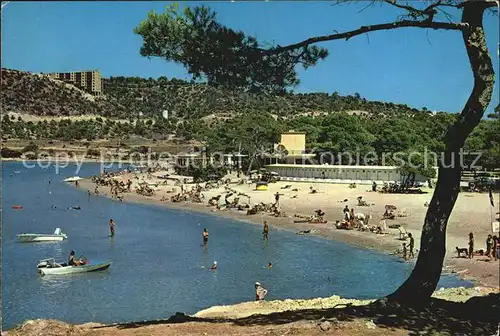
(78, 170), (500, 289)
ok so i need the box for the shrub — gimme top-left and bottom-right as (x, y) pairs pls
(86, 148), (101, 157)
(174, 164), (227, 182)
(22, 141), (39, 153)
(1, 147), (22, 158)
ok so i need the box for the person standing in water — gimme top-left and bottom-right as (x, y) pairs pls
(255, 282), (268, 301)
(263, 221), (269, 241)
(202, 228), (209, 246)
(109, 219), (116, 237)
(408, 233), (415, 259)
(468, 232), (474, 259)
(402, 243), (408, 261)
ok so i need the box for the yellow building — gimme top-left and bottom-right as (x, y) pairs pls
(47, 70), (103, 96)
(267, 131), (315, 165)
(280, 131), (306, 155)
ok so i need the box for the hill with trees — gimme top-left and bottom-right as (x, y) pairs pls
(1, 68), (499, 169)
(1, 69), (117, 116)
(3, 67), (437, 120)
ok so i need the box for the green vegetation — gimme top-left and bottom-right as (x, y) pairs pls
(1, 69), (115, 116)
(0, 147), (22, 158)
(3, 68), (498, 170)
(134, 4), (327, 94)
(2, 102), (499, 170)
(174, 164), (227, 183)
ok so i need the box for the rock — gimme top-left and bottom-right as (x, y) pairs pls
(167, 312), (190, 323)
(319, 321), (331, 331)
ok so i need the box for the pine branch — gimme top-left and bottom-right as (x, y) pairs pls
(260, 20), (467, 55)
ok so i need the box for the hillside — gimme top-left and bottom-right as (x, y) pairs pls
(0, 69), (118, 116)
(2, 68), (498, 169)
(1, 68), (432, 120)
(103, 76), (430, 119)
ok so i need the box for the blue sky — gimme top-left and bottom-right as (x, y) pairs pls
(2, 1), (499, 113)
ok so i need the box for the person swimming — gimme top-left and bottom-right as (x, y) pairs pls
(267, 262), (273, 268)
(209, 261), (217, 270)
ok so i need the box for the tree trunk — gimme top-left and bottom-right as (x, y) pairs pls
(386, 1), (495, 305)
(246, 153), (256, 176)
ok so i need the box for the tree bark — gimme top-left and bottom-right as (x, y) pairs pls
(386, 1), (495, 305)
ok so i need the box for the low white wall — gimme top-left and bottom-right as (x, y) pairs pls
(267, 165), (429, 184)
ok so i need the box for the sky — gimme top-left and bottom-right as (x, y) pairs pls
(2, 1), (499, 113)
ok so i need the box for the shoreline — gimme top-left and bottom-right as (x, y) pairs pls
(2, 157), (139, 164)
(78, 178), (404, 257)
(77, 176), (499, 288)
(3, 175), (498, 334)
(4, 286), (498, 334)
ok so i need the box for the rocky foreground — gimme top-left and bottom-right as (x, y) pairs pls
(5, 287), (499, 336)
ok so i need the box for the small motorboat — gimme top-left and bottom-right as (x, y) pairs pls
(37, 258), (112, 276)
(12, 205), (23, 210)
(17, 228), (67, 243)
(63, 176), (83, 182)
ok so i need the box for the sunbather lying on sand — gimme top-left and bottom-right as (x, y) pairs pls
(357, 196), (373, 206)
(310, 209), (327, 223)
(335, 220), (351, 230)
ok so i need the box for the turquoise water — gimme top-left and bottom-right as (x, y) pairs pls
(1, 162), (472, 329)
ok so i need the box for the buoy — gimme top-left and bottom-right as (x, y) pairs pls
(12, 205), (23, 210)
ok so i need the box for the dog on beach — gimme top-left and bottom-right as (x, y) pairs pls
(456, 246), (468, 258)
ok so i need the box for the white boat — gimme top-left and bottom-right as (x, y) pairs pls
(37, 258), (112, 275)
(63, 176), (83, 182)
(17, 228), (67, 243)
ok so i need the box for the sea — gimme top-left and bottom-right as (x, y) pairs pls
(1, 161), (472, 330)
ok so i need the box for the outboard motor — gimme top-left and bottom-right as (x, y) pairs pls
(54, 228), (61, 235)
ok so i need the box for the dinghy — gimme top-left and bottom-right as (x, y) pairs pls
(63, 176), (83, 182)
(37, 258), (112, 275)
(17, 228), (67, 243)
